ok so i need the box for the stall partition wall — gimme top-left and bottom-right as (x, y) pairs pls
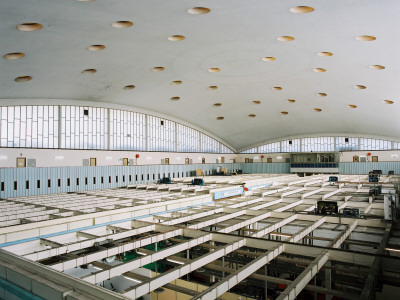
(0, 163), (241, 198)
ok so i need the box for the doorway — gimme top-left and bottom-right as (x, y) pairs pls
(16, 157), (26, 168)
(90, 158), (97, 166)
(123, 158), (129, 166)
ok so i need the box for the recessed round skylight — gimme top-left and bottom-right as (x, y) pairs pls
(253, 100), (261, 104)
(123, 85), (135, 90)
(3, 52), (25, 60)
(272, 87), (282, 91)
(188, 7), (211, 15)
(213, 103), (222, 107)
(317, 93), (327, 97)
(348, 104), (357, 109)
(152, 67), (165, 72)
(356, 35), (376, 41)
(82, 69), (97, 74)
(16, 23), (43, 31)
(354, 85), (366, 89)
(281, 111), (288, 115)
(208, 68), (220, 72)
(208, 85), (218, 90)
(170, 96), (180, 101)
(248, 114), (256, 118)
(369, 65), (385, 70)
(384, 100), (394, 104)
(317, 52), (333, 57)
(87, 45), (105, 51)
(112, 21), (134, 28)
(314, 108), (322, 112)
(287, 99), (296, 103)
(171, 80), (183, 85)
(277, 36), (295, 41)
(14, 76), (32, 82)
(216, 116), (224, 120)
(313, 68), (326, 72)
(262, 57), (276, 61)
(290, 6), (314, 13)
(168, 35), (185, 41)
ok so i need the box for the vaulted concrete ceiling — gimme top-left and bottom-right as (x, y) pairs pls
(1, 0), (399, 150)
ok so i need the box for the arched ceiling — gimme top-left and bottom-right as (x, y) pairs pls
(1, 0), (399, 151)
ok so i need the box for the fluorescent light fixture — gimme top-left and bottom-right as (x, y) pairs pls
(0, 155), (7, 160)
(166, 258), (185, 265)
(92, 266), (102, 270)
(123, 276), (142, 283)
(270, 233), (289, 237)
(277, 156), (282, 160)
(54, 156), (64, 160)
(386, 247), (400, 252)
(136, 251), (147, 255)
(106, 156), (113, 160)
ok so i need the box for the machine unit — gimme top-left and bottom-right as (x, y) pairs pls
(158, 177), (171, 184)
(368, 174), (379, 183)
(329, 176), (338, 182)
(316, 201), (338, 215)
(191, 178), (204, 186)
(369, 185), (382, 196)
(343, 208), (360, 218)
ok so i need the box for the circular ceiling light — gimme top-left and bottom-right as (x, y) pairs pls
(171, 80), (183, 85)
(168, 35), (185, 41)
(82, 69), (97, 74)
(208, 68), (220, 72)
(290, 6), (314, 13)
(281, 111), (288, 115)
(152, 67), (165, 72)
(348, 104), (357, 109)
(216, 116), (224, 120)
(16, 23), (43, 31)
(253, 100), (261, 104)
(262, 57), (276, 61)
(287, 99), (296, 103)
(208, 85), (218, 90)
(317, 52), (333, 57)
(14, 76), (32, 82)
(317, 92), (327, 97)
(369, 65), (385, 70)
(3, 52), (25, 60)
(384, 100), (394, 104)
(87, 45), (105, 51)
(170, 96), (180, 101)
(354, 85), (366, 89)
(248, 114), (256, 118)
(213, 103), (222, 107)
(272, 87), (282, 91)
(188, 7), (211, 15)
(356, 35), (376, 41)
(112, 21), (134, 28)
(314, 108), (322, 112)
(277, 36), (295, 41)
(313, 68), (326, 72)
(123, 85), (136, 90)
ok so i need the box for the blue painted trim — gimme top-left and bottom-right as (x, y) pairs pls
(245, 183), (271, 191)
(0, 201), (214, 248)
(213, 188), (244, 200)
(0, 277), (43, 300)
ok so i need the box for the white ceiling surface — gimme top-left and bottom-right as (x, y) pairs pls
(1, 0), (399, 150)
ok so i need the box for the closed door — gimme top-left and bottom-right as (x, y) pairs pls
(245, 158), (250, 163)
(123, 158), (129, 166)
(267, 158), (272, 163)
(221, 157), (225, 163)
(90, 158), (97, 166)
(372, 156), (378, 162)
(353, 156), (359, 162)
(165, 158), (169, 165)
(185, 158), (189, 164)
(16, 157), (26, 168)
(202, 158), (205, 164)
